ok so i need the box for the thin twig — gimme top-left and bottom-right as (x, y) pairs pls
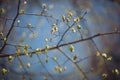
(36, 54), (55, 80)
(58, 48), (88, 80)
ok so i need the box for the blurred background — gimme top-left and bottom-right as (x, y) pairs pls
(0, 0), (120, 80)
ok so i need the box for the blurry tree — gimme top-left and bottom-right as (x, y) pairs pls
(0, 0), (120, 80)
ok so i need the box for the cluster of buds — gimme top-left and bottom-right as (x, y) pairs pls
(35, 48), (41, 54)
(112, 68), (119, 75)
(54, 66), (62, 73)
(19, 9), (25, 14)
(68, 11), (73, 18)
(102, 53), (112, 61)
(71, 28), (76, 33)
(73, 17), (80, 22)
(24, 44), (29, 55)
(96, 51), (112, 61)
(51, 24), (58, 34)
(61, 11), (82, 25)
(54, 66), (67, 73)
(62, 11), (73, 22)
(1, 68), (8, 75)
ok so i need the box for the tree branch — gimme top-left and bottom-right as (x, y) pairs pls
(0, 0), (21, 53)
(0, 31), (120, 57)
